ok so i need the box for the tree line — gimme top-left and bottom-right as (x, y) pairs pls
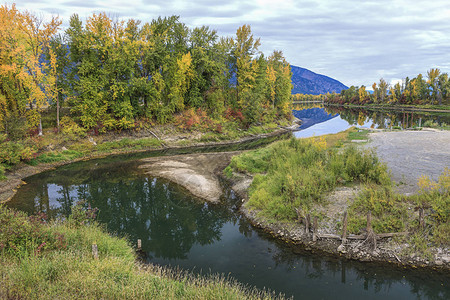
(325, 69), (450, 106)
(0, 4), (292, 138)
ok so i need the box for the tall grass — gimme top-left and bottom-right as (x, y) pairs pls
(227, 137), (390, 222)
(0, 205), (283, 299)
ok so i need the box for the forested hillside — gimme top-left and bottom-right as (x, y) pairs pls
(290, 65), (347, 95)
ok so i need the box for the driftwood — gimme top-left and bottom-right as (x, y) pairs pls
(148, 130), (167, 147)
(318, 232), (408, 241)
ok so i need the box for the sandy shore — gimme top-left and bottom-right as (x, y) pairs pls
(139, 152), (241, 203)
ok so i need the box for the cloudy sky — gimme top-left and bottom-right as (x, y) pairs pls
(12, 0), (450, 88)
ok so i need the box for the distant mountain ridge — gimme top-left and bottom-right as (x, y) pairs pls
(290, 65), (348, 95)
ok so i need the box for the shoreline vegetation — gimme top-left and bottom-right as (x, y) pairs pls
(0, 204), (285, 299)
(0, 124), (293, 203)
(224, 128), (450, 270)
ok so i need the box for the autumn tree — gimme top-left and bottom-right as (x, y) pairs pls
(378, 78), (389, 103)
(233, 24), (261, 121)
(0, 4), (61, 136)
(427, 68), (440, 105)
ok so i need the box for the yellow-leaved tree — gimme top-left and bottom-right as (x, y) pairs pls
(0, 4), (61, 136)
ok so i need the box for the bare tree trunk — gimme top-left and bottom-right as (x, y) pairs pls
(38, 117), (43, 136)
(56, 81), (60, 133)
(312, 216), (318, 242)
(365, 211), (377, 251)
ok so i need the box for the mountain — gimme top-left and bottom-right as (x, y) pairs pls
(290, 65), (347, 95)
(292, 107), (338, 130)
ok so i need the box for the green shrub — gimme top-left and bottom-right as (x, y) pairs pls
(0, 136), (37, 166)
(0, 205), (67, 256)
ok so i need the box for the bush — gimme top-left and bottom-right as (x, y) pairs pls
(174, 108), (216, 131)
(60, 116), (86, 139)
(0, 136), (37, 166)
(0, 205), (67, 256)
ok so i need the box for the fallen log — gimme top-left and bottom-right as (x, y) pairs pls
(317, 232), (408, 240)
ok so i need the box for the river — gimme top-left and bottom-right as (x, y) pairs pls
(6, 106), (450, 299)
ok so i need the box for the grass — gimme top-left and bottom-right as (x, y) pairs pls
(347, 185), (408, 233)
(34, 150), (85, 164)
(0, 204), (283, 299)
(95, 138), (162, 152)
(423, 120), (450, 130)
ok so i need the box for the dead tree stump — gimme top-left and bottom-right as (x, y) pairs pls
(305, 214), (311, 234)
(341, 211), (348, 245)
(92, 243), (99, 260)
(364, 211), (377, 251)
(312, 216), (318, 242)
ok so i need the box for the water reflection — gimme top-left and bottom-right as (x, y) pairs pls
(293, 105), (450, 139)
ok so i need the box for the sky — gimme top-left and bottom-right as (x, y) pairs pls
(11, 0), (450, 88)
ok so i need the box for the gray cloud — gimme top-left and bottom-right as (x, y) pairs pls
(11, 0), (450, 87)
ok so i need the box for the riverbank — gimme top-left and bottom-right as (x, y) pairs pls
(0, 123), (295, 204)
(324, 102), (450, 113)
(224, 129), (450, 271)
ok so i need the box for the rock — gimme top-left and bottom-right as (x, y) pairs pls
(435, 260), (443, 266)
(61, 146), (67, 151)
(337, 244), (346, 253)
(88, 137), (97, 145)
(442, 255), (450, 264)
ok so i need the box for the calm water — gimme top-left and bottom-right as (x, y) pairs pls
(293, 104), (450, 138)
(7, 108), (450, 299)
